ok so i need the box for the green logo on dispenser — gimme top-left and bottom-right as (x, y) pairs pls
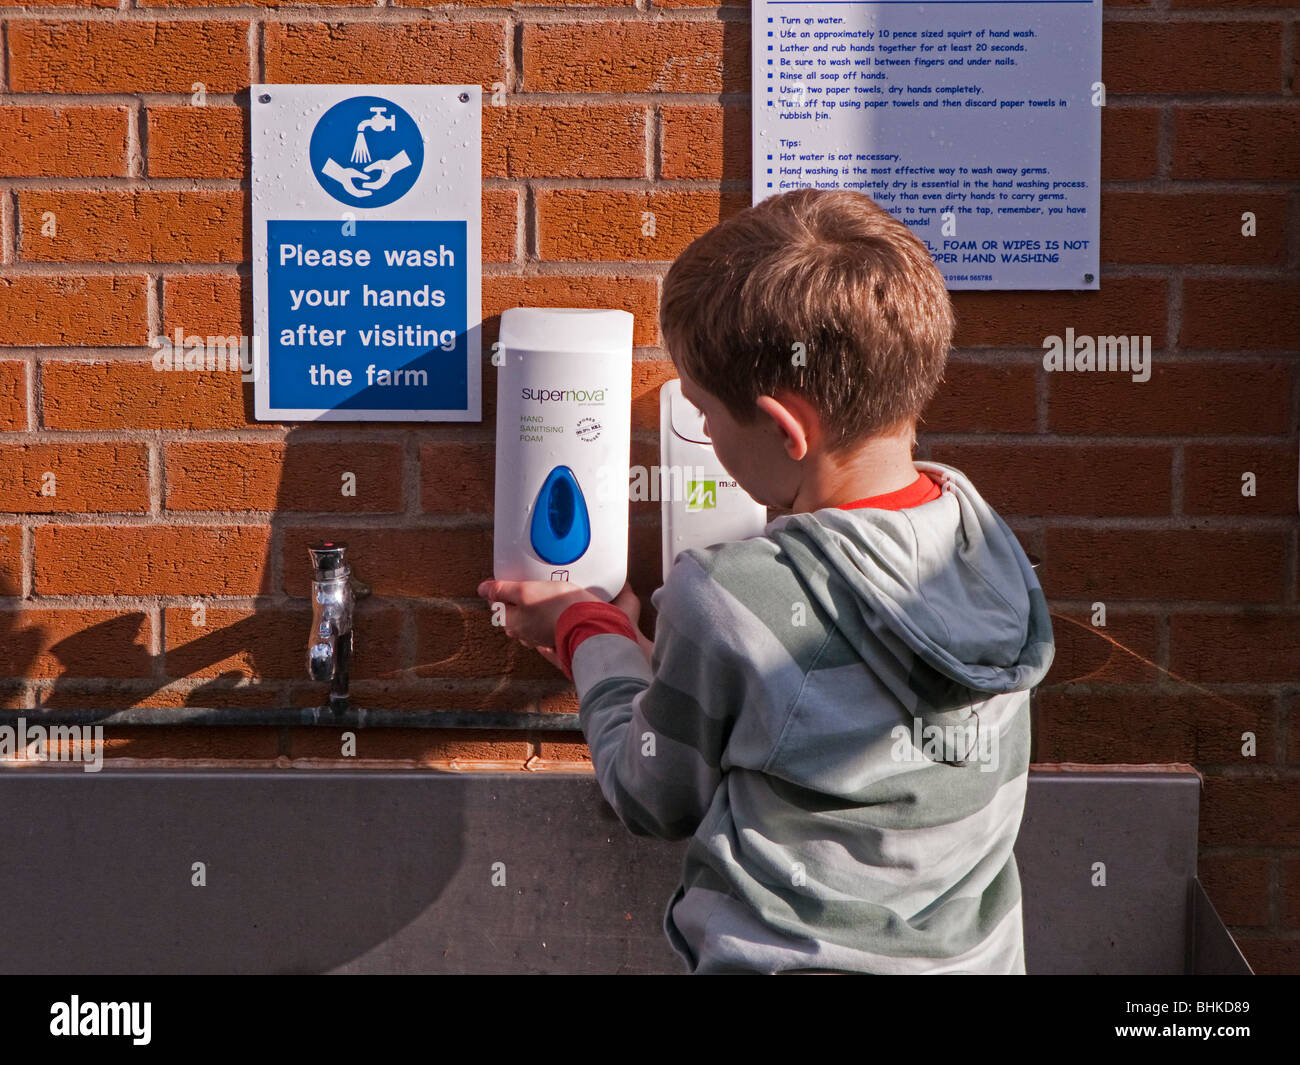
(686, 480), (717, 512)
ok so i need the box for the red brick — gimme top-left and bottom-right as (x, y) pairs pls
(42, 361), (248, 431)
(1283, 858), (1300, 928)
(920, 360), (1038, 434)
(1039, 609), (1163, 685)
(629, 438), (659, 521)
(540, 688), (580, 715)
(1200, 855), (1271, 928)
(164, 603), (404, 680)
(1183, 444), (1298, 516)
(655, 0), (748, 6)
(420, 442), (493, 515)
(0, 362), (25, 430)
(633, 359), (678, 431)
(287, 728), (531, 763)
(0, 105), (128, 176)
(1289, 693), (1300, 766)
(950, 278), (1167, 348)
(0, 525), (20, 596)
(7, 20), (250, 94)
(18, 191), (245, 264)
(0, 276), (149, 347)
(264, 21), (506, 84)
(1201, 775), (1300, 847)
(1045, 528), (1287, 602)
(1034, 690), (1273, 764)
(1181, 277), (1300, 351)
(483, 188), (520, 263)
(1105, 22), (1282, 94)
(0, 0), (115, 7)
(1231, 936), (1300, 975)
(1174, 0), (1300, 8)
(1048, 361), (1292, 436)
(165, 442), (405, 512)
(523, 21), (747, 94)
(38, 683), (285, 711)
(0, 443), (150, 513)
(661, 104), (750, 180)
(414, 601), (556, 682)
(281, 527), (490, 598)
(629, 520), (667, 601)
(147, 106), (246, 179)
(483, 274), (659, 348)
(537, 733), (592, 763)
(1101, 108), (1159, 180)
(1172, 106), (1300, 180)
(0, 609), (152, 678)
(484, 105), (647, 179)
(145, 0), (369, 6)
(1170, 613), (1300, 683)
(929, 443), (1173, 516)
(163, 275), (247, 336)
(34, 525), (270, 595)
(1101, 193), (1288, 266)
(538, 188), (749, 262)
(395, 0), (631, 6)
(98, 727), (280, 761)
(0, 684), (29, 710)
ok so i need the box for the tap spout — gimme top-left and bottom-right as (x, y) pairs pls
(308, 541), (354, 715)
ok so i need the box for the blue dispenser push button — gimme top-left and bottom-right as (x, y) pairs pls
(530, 465), (592, 566)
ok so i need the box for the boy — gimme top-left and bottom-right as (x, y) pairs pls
(477, 188), (1055, 974)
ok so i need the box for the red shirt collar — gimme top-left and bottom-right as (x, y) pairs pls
(838, 472), (941, 512)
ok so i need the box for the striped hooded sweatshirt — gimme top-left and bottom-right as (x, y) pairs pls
(553, 461), (1055, 974)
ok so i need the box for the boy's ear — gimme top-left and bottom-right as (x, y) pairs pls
(756, 392), (814, 462)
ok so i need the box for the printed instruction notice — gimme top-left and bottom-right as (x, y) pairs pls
(267, 220), (468, 412)
(752, 2), (1101, 289)
(252, 84), (483, 420)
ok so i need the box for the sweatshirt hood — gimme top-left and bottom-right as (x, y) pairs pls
(762, 462), (1054, 743)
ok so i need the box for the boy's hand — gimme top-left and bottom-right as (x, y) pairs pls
(610, 581), (655, 664)
(476, 578), (603, 650)
(476, 578), (652, 668)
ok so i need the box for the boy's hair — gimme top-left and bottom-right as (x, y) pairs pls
(660, 188), (955, 454)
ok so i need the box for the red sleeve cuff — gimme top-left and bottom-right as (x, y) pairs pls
(554, 601), (640, 682)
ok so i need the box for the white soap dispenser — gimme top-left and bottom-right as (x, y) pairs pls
(493, 307), (633, 602)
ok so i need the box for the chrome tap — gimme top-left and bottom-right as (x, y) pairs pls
(308, 541), (354, 715)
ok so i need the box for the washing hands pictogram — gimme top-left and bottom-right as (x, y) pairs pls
(325, 107), (409, 199)
(309, 96), (423, 208)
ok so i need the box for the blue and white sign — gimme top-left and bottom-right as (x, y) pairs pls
(752, 2), (1101, 290)
(308, 95), (424, 209)
(252, 84), (482, 420)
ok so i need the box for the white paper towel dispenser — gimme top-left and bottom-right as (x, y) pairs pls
(660, 378), (768, 582)
(493, 307), (633, 602)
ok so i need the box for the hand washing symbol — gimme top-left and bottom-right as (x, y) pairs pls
(320, 151), (413, 199)
(351, 106), (396, 164)
(327, 108), (408, 198)
(309, 96), (425, 209)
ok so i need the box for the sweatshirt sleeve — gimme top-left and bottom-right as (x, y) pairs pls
(564, 552), (751, 841)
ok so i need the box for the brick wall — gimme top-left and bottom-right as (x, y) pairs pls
(0, 5), (1296, 971)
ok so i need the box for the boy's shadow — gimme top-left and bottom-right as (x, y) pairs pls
(26, 308), (569, 717)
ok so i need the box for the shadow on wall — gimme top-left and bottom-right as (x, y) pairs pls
(2, 317), (585, 719)
(2, 345), (1148, 718)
